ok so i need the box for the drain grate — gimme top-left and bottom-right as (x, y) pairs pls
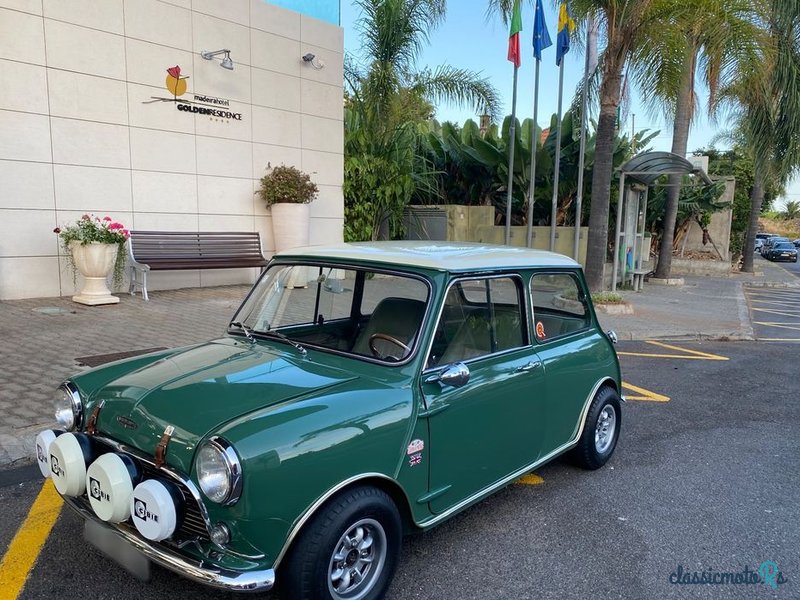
(32, 307), (73, 316)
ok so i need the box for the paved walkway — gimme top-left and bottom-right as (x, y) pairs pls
(0, 258), (796, 468)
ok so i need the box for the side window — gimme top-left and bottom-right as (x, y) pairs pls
(530, 273), (590, 342)
(427, 277), (526, 368)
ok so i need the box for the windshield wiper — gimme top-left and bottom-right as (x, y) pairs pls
(261, 329), (307, 356)
(229, 321), (255, 343)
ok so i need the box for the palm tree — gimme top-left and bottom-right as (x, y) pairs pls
(785, 200), (800, 220)
(723, 0), (800, 272)
(344, 0), (501, 240)
(650, 0), (762, 278)
(564, 0), (687, 290)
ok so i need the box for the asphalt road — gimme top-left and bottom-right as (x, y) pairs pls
(1, 340), (797, 600)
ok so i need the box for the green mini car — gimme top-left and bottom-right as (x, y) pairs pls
(35, 241), (622, 600)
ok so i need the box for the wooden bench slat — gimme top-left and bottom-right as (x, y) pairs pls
(127, 230), (270, 300)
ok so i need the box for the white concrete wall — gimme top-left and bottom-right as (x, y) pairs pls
(0, 0), (344, 299)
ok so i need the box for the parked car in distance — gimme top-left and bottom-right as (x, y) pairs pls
(755, 232), (771, 252)
(34, 241), (622, 600)
(766, 241), (798, 262)
(793, 239), (800, 249)
(761, 236), (789, 257)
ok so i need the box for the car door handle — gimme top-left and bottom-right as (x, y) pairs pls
(514, 361), (541, 373)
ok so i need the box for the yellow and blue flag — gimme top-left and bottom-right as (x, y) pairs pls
(556, 2), (575, 66)
(532, 0), (552, 61)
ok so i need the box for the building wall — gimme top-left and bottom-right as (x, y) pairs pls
(0, 0), (344, 300)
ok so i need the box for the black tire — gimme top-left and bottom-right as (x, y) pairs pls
(279, 486), (401, 600)
(571, 386), (622, 470)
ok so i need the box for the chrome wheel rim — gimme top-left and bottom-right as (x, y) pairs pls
(594, 404), (617, 454)
(328, 518), (386, 600)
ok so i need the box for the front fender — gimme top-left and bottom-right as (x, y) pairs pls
(201, 385), (415, 565)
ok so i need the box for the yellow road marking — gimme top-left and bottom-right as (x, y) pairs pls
(0, 481), (62, 600)
(622, 382), (670, 402)
(516, 474), (544, 485)
(618, 340), (728, 361)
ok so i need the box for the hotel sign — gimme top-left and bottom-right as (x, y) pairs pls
(145, 65), (243, 122)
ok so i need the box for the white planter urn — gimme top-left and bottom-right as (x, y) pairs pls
(271, 203), (310, 252)
(69, 241), (120, 305)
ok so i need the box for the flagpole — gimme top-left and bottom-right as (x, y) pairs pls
(526, 59), (540, 248)
(573, 25), (591, 262)
(549, 60), (565, 251)
(505, 66), (519, 245)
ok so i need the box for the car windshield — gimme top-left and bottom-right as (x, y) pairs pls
(773, 243), (794, 250)
(230, 264), (430, 362)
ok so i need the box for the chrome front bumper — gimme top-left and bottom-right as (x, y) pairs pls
(63, 496), (275, 593)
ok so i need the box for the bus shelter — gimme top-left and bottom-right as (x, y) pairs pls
(612, 152), (714, 291)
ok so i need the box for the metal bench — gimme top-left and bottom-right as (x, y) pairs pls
(128, 231), (269, 301)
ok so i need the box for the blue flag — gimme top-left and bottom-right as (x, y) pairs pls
(556, 2), (575, 66)
(532, 0), (552, 61)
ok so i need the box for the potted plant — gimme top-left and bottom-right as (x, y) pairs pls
(257, 164), (318, 252)
(54, 214), (129, 305)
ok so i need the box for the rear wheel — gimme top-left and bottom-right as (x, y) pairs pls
(280, 486), (401, 600)
(571, 386), (621, 470)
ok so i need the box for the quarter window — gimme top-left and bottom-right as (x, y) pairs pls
(427, 277), (526, 368)
(530, 273), (590, 342)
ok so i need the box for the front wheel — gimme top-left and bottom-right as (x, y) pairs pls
(279, 486), (401, 600)
(571, 386), (621, 470)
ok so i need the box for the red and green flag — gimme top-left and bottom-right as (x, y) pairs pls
(507, 0), (523, 68)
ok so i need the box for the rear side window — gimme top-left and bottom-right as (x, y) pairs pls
(530, 273), (590, 342)
(427, 276), (526, 368)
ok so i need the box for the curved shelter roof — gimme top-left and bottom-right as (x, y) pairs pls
(619, 151), (713, 186)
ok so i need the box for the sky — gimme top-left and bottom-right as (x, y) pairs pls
(340, 0), (800, 209)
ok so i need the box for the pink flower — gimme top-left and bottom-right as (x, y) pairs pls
(103, 216), (112, 221)
(81, 214), (90, 220)
(122, 229), (130, 237)
(109, 222), (123, 230)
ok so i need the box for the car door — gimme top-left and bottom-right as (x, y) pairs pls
(529, 271), (618, 454)
(420, 275), (546, 515)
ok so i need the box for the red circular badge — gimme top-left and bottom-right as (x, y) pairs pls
(536, 321), (546, 339)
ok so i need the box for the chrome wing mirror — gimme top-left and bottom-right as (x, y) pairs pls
(425, 363), (470, 388)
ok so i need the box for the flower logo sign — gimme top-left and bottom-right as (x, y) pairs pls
(165, 65), (188, 99)
(143, 65), (243, 123)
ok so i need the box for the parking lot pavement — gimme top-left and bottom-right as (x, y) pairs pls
(745, 286), (800, 343)
(2, 340), (796, 600)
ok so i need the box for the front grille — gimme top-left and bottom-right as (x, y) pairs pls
(86, 440), (210, 545)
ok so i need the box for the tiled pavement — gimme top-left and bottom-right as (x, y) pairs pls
(0, 285), (251, 466)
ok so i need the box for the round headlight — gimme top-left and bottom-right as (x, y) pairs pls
(195, 438), (242, 505)
(54, 383), (82, 431)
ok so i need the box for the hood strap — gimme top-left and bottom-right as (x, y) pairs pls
(86, 400), (105, 435)
(154, 425), (175, 469)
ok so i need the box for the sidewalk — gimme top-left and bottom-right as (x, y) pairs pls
(0, 258), (797, 468)
(597, 257), (799, 340)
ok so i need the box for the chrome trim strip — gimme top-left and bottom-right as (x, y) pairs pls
(206, 436), (243, 506)
(416, 376), (616, 528)
(62, 381), (83, 431)
(272, 472), (399, 570)
(63, 496), (274, 592)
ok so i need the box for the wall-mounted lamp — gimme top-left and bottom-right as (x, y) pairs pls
(201, 49), (234, 70)
(302, 53), (324, 70)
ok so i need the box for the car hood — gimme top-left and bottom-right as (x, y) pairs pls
(89, 338), (357, 473)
